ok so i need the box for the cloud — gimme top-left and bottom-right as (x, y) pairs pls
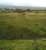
(0, 0), (46, 7)
(15, 0), (46, 7)
(0, 0), (14, 5)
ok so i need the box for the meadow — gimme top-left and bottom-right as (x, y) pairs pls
(0, 40), (46, 50)
(0, 12), (46, 50)
(0, 12), (46, 39)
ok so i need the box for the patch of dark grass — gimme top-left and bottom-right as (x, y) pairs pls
(0, 23), (46, 39)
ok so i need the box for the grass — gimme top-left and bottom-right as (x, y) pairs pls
(0, 13), (46, 39)
(0, 12), (46, 50)
(0, 40), (46, 50)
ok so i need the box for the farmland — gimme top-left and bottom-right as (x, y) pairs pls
(0, 40), (46, 50)
(0, 12), (46, 39)
(0, 12), (46, 50)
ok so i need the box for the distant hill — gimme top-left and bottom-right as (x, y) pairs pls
(15, 6), (46, 10)
(0, 5), (16, 8)
(0, 5), (46, 10)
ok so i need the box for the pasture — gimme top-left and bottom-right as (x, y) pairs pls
(0, 12), (46, 50)
(0, 12), (46, 39)
(0, 40), (46, 50)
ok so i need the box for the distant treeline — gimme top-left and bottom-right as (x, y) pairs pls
(0, 8), (46, 13)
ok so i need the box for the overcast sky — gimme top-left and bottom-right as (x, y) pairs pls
(0, 0), (46, 7)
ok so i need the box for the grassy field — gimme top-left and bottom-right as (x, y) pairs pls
(0, 12), (46, 39)
(0, 12), (46, 50)
(0, 40), (46, 50)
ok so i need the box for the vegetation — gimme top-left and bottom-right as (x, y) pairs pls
(0, 12), (46, 39)
(0, 40), (46, 50)
(0, 9), (46, 50)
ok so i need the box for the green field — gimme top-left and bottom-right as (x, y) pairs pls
(0, 12), (46, 50)
(0, 40), (46, 50)
(0, 13), (46, 39)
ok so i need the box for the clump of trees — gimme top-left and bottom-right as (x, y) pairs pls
(0, 8), (46, 13)
(0, 8), (32, 13)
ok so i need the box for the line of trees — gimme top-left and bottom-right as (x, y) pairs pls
(0, 8), (46, 13)
(0, 8), (32, 13)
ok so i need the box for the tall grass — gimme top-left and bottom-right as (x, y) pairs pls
(0, 40), (46, 50)
(0, 12), (46, 50)
(0, 13), (46, 39)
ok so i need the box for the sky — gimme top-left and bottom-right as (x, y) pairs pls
(0, 0), (46, 7)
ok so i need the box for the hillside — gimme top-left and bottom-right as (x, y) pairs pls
(0, 5), (46, 10)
